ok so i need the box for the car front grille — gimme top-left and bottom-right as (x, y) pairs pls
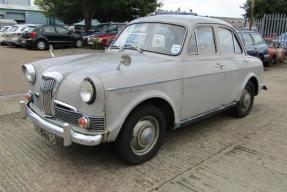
(54, 105), (105, 132)
(39, 79), (56, 117)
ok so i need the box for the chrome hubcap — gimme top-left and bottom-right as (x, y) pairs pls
(38, 41), (45, 50)
(241, 89), (251, 111)
(76, 40), (82, 47)
(130, 116), (159, 156)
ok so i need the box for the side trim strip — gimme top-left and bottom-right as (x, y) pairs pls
(174, 102), (237, 129)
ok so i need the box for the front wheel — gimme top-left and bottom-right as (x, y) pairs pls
(115, 104), (166, 165)
(231, 82), (255, 118)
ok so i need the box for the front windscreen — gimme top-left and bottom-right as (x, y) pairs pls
(112, 23), (186, 56)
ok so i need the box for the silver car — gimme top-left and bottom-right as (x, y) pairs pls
(21, 15), (266, 164)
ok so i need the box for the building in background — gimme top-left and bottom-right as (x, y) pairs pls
(1, 0), (31, 6)
(0, 0), (61, 25)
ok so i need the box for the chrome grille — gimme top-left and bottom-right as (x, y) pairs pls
(40, 79), (56, 117)
(54, 106), (105, 132)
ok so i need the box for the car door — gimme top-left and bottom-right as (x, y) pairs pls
(42, 26), (57, 46)
(216, 26), (247, 105)
(55, 26), (74, 47)
(182, 25), (225, 120)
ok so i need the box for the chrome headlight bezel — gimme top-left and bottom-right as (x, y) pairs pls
(22, 64), (36, 84)
(80, 78), (96, 104)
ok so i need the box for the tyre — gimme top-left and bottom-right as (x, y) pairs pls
(36, 40), (47, 50)
(115, 104), (166, 165)
(75, 39), (83, 48)
(231, 81), (255, 118)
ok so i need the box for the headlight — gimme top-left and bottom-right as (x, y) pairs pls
(22, 64), (36, 84)
(80, 78), (96, 104)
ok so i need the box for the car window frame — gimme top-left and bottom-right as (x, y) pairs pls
(217, 26), (243, 55)
(111, 21), (188, 57)
(187, 24), (218, 56)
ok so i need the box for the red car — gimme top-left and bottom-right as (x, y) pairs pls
(265, 39), (286, 66)
(87, 23), (126, 47)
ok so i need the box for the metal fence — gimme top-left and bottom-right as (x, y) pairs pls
(253, 14), (287, 48)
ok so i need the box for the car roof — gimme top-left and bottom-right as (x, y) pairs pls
(130, 15), (232, 27)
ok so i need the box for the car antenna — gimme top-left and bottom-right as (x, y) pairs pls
(49, 45), (55, 58)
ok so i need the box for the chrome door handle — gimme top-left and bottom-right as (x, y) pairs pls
(215, 63), (225, 69)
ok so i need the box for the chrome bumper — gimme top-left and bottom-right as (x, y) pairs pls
(20, 101), (103, 147)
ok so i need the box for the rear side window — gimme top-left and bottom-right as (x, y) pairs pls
(194, 26), (216, 54)
(55, 26), (69, 34)
(242, 33), (254, 46)
(43, 26), (55, 33)
(218, 28), (234, 54)
(218, 28), (243, 54)
(252, 33), (264, 45)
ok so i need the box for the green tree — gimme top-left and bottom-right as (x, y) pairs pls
(35, 0), (161, 31)
(242, 0), (287, 19)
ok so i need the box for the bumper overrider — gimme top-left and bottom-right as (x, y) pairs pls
(20, 101), (103, 147)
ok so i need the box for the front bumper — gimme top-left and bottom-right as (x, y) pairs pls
(20, 101), (103, 147)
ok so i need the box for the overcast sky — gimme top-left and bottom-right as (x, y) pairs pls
(160, 0), (246, 18)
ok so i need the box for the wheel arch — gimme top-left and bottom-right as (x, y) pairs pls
(108, 92), (179, 142)
(241, 73), (259, 96)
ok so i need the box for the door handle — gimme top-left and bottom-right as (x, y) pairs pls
(215, 63), (225, 69)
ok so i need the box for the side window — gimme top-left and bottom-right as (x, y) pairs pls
(242, 33), (254, 46)
(252, 33), (264, 45)
(218, 28), (234, 54)
(43, 26), (55, 33)
(195, 26), (216, 54)
(187, 31), (198, 54)
(234, 35), (242, 54)
(55, 26), (69, 34)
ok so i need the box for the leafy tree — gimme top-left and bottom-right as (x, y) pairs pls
(34, 0), (83, 25)
(35, 0), (161, 31)
(242, 0), (287, 19)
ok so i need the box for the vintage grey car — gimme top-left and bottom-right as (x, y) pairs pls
(20, 15), (266, 164)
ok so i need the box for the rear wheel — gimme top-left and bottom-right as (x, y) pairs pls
(231, 82), (255, 118)
(36, 40), (47, 50)
(115, 104), (166, 165)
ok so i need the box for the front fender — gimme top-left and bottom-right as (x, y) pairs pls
(105, 87), (181, 142)
(237, 72), (258, 100)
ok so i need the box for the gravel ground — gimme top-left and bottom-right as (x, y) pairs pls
(0, 46), (287, 192)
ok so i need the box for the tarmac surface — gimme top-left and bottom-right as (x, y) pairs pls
(0, 46), (287, 192)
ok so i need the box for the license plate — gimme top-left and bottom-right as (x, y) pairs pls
(34, 126), (57, 145)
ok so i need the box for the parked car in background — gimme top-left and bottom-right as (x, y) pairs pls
(22, 25), (83, 50)
(3, 24), (38, 47)
(0, 26), (11, 45)
(0, 19), (17, 28)
(265, 39), (286, 66)
(274, 32), (287, 49)
(239, 30), (269, 65)
(21, 15), (265, 164)
(84, 23), (126, 47)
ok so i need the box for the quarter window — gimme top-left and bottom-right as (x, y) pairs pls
(194, 26), (216, 54)
(188, 31), (198, 54)
(234, 35), (242, 54)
